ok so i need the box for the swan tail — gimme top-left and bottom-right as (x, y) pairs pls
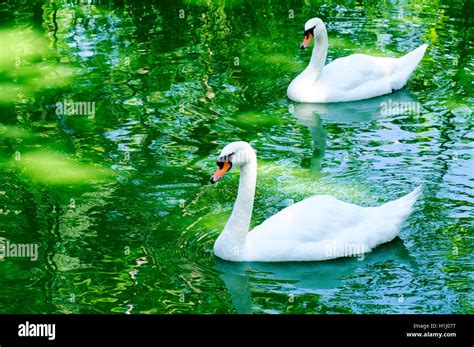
(368, 186), (422, 244)
(392, 44), (428, 89)
(384, 185), (422, 213)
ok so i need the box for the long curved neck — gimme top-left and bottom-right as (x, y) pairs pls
(214, 157), (257, 261)
(304, 24), (328, 80)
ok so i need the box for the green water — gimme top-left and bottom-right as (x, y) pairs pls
(0, 0), (472, 314)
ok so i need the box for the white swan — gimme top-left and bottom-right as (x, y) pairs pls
(210, 141), (421, 262)
(287, 17), (428, 103)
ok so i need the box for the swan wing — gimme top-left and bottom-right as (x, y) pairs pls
(244, 195), (368, 261)
(316, 54), (398, 101)
(310, 45), (427, 102)
(243, 187), (421, 261)
(248, 195), (363, 242)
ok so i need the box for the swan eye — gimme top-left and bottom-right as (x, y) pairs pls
(217, 152), (235, 168)
(304, 26), (316, 38)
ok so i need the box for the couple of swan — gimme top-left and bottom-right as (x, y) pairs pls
(209, 18), (426, 262)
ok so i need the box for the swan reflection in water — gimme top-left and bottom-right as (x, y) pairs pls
(289, 90), (420, 170)
(215, 238), (416, 314)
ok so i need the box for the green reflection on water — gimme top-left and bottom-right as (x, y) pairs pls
(0, 29), (75, 103)
(14, 150), (113, 184)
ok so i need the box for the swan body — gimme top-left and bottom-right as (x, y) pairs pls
(210, 141), (421, 262)
(287, 18), (428, 103)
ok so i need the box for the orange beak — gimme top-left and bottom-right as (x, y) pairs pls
(300, 32), (313, 49)
(210, 161), (232, 184)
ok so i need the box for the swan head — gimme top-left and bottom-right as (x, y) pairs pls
(300, 17), (324, 50)
(210, 141), (255, 184)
